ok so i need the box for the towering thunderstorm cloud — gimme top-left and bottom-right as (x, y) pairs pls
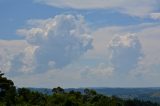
(17, 15), (93, 71)
(108, 33), (143, 72)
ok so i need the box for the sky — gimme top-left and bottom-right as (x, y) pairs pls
(1, 0), (160, 88)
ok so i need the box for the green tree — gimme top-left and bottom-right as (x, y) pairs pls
(0, 71), (16, 105)
(52, 86), (64, 94)
(17, 88), (31, 102)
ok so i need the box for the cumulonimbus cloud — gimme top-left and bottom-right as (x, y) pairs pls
(107, 33), (143, 72)
(17, 15), (93, 71)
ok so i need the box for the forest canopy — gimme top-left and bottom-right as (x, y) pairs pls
(0, 71), (160, 106)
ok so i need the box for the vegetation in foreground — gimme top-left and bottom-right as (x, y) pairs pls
(0, 71), (160, 106)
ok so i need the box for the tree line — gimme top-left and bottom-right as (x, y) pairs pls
(0, 71), (160, 106)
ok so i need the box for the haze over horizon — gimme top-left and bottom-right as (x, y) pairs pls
(0, 0), (160, 88)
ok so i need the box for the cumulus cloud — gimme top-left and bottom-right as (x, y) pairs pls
(0, 40), (28, 73)
(11, 46), (36, 73)
(128, 24), (160, 78)
(17, 15), (93, 71)
(2, 22), (160, 87)
(107, 33), (143, 72)
(34, 0), (159, 17)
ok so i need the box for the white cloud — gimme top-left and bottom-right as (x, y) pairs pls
(81, 63), (113, 80)
(34, 0), (160, 17)
(12, 63), (114, 88)
(91, 23), (160, 78)
(17, 14), (93, 71)
(11, 46), (37, 73)
(107, 33), (143, 72)
(80, 24), (160, 87)
(0, 40), (28, 73)
(83, 26), (124, 60)
(84, 26), (144, 74)
(129, 24), (160, 78)
(1, 13), (160, 87)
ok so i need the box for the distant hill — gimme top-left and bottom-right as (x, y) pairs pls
(29, 87), (160, 104)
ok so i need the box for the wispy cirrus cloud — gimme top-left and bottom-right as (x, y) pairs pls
(34, 0), (160, 18)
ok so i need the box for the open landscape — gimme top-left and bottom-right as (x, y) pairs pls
(1, 0), (160, 105)
(0, 72), (160, 105)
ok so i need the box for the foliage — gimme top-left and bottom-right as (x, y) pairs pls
(0, 71), (16, 105)
(0, 71), (160, 106)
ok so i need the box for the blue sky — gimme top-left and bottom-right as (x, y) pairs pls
(1, 0), (158, 39)
(1, 0), (160, 88)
